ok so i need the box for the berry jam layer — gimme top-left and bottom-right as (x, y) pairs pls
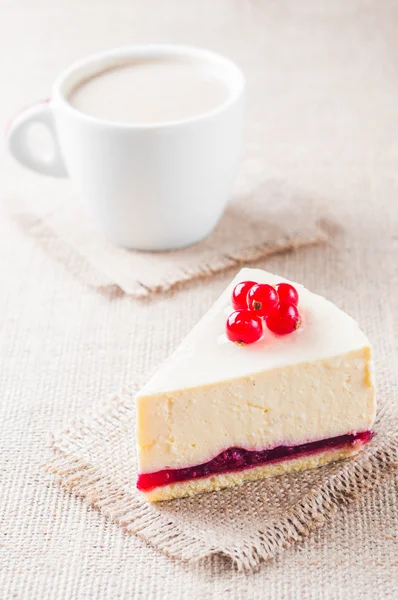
(137, 430), (373, 492)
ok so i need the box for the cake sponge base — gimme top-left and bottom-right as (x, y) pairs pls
(141, 444), (362, 502)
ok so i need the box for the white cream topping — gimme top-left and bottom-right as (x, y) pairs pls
(138, 268), (370, 396)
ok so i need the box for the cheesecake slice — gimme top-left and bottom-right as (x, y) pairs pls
(136, 268), (376, 502)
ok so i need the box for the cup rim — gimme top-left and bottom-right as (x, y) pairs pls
(52, 44), (245, 129)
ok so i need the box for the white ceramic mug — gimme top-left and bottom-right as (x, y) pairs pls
(7, 45), (245, 250)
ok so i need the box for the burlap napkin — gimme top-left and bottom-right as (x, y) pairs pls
(46, 384), (398, 571)
(6, 164), (326, 298)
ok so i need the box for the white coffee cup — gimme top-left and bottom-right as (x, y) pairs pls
(7, 45), (245, 250)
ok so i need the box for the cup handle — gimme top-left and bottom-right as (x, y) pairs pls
(7, 100), (68, 177)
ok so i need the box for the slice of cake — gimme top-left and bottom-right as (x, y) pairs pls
(136, 268), (376, 502)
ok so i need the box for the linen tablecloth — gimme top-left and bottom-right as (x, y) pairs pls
(1, 0), (398, 597)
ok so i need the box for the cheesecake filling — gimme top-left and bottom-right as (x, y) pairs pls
(137, 430), (373, 492)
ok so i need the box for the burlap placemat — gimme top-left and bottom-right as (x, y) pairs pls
(6, 167), (326, 298)
(46, 383), (398, 571)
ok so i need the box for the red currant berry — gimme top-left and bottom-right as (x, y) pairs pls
(226, 310), (263, 345)
(275, 283), (299, 306)
(231, 280), (256, 310)
(247, 283), (279, 316)
(266, 304), (301, 335)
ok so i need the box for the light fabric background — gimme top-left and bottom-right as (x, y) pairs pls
(1, 0), (398, 598)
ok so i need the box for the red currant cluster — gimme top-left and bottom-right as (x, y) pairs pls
(226, 280), (301, 345)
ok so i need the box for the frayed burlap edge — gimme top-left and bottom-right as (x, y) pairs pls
(10, 204), (327, 299)
(45, 391), (398, 572)
(11, 211), (122, 299)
